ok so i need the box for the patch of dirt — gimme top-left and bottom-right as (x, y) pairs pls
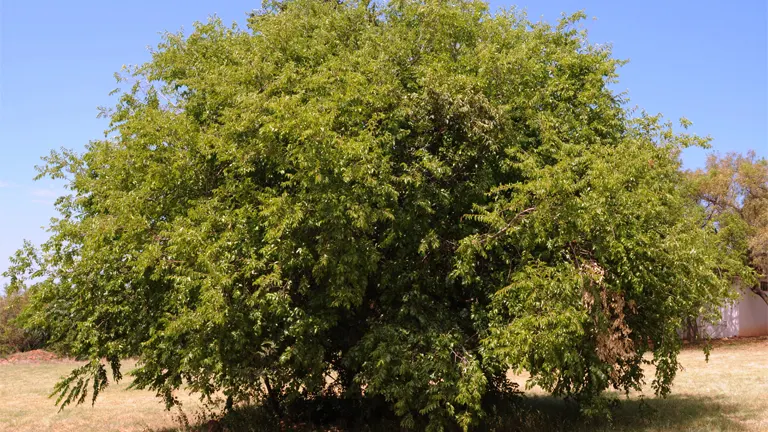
(0, 349), (64, 365)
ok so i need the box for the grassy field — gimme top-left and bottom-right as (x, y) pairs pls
(506, 337), (768, 432)
(0, 358), (201, 432)
(1, 338), (767, 431)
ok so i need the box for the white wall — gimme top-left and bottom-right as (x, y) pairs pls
(737, 287), (768, 336)
(701, 281), (768, 338)
(702, 301), (740, 338)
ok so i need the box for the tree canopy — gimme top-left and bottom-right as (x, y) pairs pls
(4, 0), (748, 429)
(688, 152), (768, 301)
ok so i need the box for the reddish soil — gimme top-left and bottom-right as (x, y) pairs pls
(0, 349), (64, 364)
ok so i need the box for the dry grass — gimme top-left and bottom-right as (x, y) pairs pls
(1, 338), (768, 431)
(0, 359), (201, 432)
(507, 337), (768, 431)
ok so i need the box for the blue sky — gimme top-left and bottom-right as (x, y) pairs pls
(0, 0), (766, 285)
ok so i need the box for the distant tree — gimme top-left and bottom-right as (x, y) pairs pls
(688, 152), (768, 302)
(4, 0), (748, 429)
(0, 292), (31, 356)
(1, 243), (48, 356)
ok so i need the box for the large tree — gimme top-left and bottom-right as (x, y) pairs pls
(5, 0), (747, 429)
(688, 152), (768, 302)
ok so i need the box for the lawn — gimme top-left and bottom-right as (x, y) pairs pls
(1, 338), (767, 432)
(508, 337), (768, 432)
(0, 357), (201, 432)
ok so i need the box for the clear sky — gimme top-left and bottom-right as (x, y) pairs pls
(0, 0), (766, 285)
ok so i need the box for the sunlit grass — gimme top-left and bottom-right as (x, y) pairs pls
(506, 337), (768, 431)
(2, 338), (767, 431)
(0, 359), (200, 432)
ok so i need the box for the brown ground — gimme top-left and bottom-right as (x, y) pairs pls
(0, 349), (64, 364)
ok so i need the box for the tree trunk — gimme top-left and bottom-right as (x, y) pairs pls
(751, 286), (768, 306)
(685, 317), (699, 341)
(263, 376), (284, 418)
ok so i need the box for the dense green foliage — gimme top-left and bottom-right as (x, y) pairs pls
(5, 0), (748, 429)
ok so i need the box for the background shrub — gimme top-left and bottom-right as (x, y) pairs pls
(0, 291), (46, 356)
